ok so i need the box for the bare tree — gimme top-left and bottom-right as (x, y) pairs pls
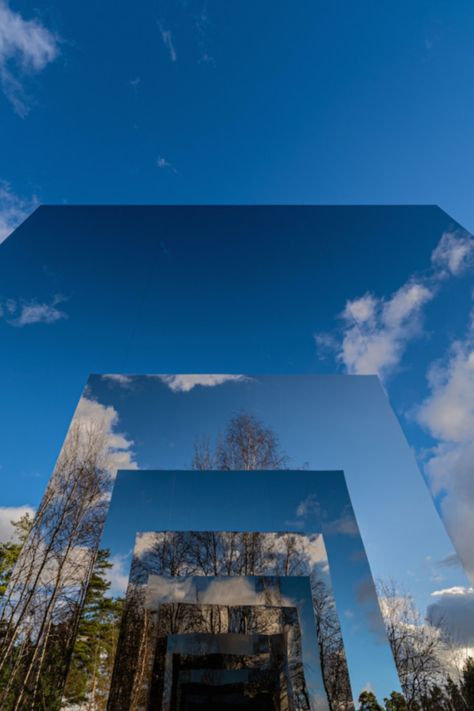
(193, 411), (288, 471)
(377, 579), (448, 708)
(0, 417), (115, 710)
(312, 577), (354, 711)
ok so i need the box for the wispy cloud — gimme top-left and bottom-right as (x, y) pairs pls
(0, 182), (38, 243)
(158, 374), (248, 393)
(2, 295), (68, 326)
(101, 374), (134, 388)
(0, 0), (60, 117)
(157, 23), (177, 62)
(315, 229), (474, 381)
(156, 155), (178, 174)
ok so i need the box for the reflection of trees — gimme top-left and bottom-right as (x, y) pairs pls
(312, 578), (353, 711)
(193, 412), (288, 471)
(132, 531), (318, 581)
(0, 420), (113, 710)
(125, 530), (353, 711)
(110, 594), (310, 711)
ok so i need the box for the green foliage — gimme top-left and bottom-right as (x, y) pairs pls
(461, 657), (474, 709)
(384, 691), (409, 711)
(63, 549), (123, 710)
(357, 657), (474, 711)
(359, 690), (384, 711)
(0, 513), (33, 597)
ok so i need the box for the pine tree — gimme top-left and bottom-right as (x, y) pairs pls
(384, 691), (410, 710)
(63, 549), (123, 710)
(358, 690), (384, 711)
(0, 513), (33, 598)
(460, 657), (474, 710)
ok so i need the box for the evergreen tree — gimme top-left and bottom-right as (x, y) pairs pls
(384, 691), (410, 710)
(63, 549), (123, 710)
(460, 657), (474, 710)
(358, 690), (384, 711)
(0, 513), (33, 598)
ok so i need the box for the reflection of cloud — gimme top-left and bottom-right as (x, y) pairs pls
(145, 574), (302, 610)
(199, 577), (262, 605)
(428, 586), (474, 647)
(0, 504), (35, 542)
(0, 0), (60, 116)
(431, 230), (474, 277)
(323, 512), (359, 537)
(145, 575), (197, 607)
(416, 310), (474, 580)
(296, 494), (320, 519)
(159, 374), (248, 392)
(73, 396), (138, 477)
(437, 552), (462, 569)
(101, 374), (134, 388)
(134, 531), (157, 558)
(318, 281), (434, 380)
(357, 578), (387, 641)
(105, 553), (130, 597)
(0, 182), (38, 243)
(315, 229), (474, 381)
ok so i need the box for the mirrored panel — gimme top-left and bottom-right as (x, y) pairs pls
(0, 373), (470, 711)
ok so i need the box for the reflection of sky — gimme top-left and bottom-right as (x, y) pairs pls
(92, 373), (469, 618)
(102, 468), (400, 700)
(1, 205), (470, 511)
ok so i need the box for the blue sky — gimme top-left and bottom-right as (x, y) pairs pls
(0, 0), (474, 690)
(2, 1), (474, 230)
(0, 207), (472, 600)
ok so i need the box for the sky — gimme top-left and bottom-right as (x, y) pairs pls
(0, 207), (472, 613)
(0, 0), (474, 692)
(2, 1), (474, 230)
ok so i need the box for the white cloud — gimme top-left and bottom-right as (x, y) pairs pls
(335, 281), (434, 380)
(0, 0), (59, 116)
(134, 531), (157, 558)
(431, 585), (474, 597)
(0, 505), (35, 542)
(0, 182), (38, 243)
(72, 395), (138, 477)
(431, 229), (474, 277)
(14, 298), (67, 326)
(158, 374), (248, 393)
(0, 294), (68, 326)
(417, 314), (474, 443)
(416, 311), (474, 580)
(315, 229), (474, 381)
(158, 24), (177, 62)
(105, 553), (130, 597)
